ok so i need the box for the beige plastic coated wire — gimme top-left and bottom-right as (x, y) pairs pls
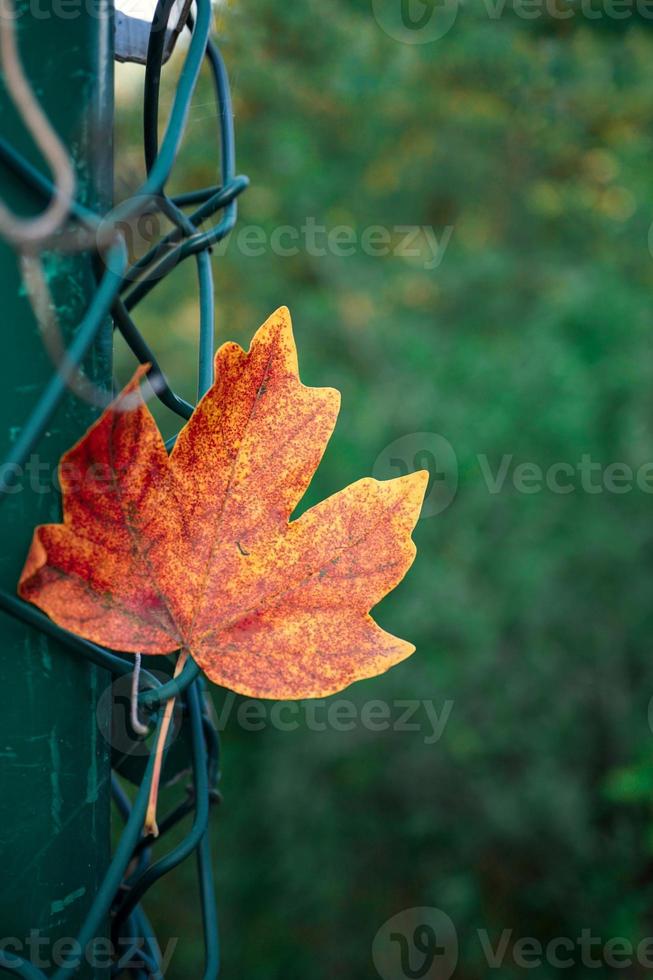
(0, 0), (75, 248)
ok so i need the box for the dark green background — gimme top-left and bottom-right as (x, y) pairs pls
(114, 1), (653, 976)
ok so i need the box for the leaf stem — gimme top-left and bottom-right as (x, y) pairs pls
(144, 647), (189, 837)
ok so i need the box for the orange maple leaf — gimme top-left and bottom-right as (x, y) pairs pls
(19, 307), (427, 701)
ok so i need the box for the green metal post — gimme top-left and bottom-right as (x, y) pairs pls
(0, 1), (113, 975)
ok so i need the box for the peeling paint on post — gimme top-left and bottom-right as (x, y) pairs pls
(0, 1), (113, 974)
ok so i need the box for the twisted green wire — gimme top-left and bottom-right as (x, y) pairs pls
(0, 0), (246, 973)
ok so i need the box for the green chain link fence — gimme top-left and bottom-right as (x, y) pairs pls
(0, 0), (248, 974)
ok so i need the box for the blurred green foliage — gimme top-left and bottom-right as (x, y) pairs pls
(115, 1), (653, 975)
